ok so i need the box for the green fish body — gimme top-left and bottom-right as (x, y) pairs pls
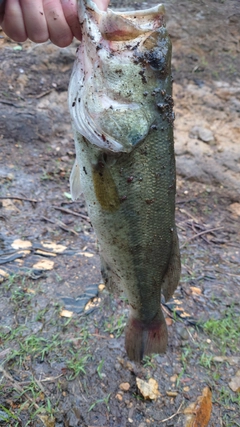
(69, 0), (181, 361)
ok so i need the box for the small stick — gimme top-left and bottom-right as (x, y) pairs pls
(0, 196), (39, 203)
(41, 216), (78, 235)
(53, 206), (91, 223)
(181, 226), (223, 248)
(0, 366), (40, 411)
(159, 401), (184, 423)
(18, 374), (63, 385)
(35, 89), (53, 99)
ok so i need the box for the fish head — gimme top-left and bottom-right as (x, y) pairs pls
(69, 1), (172, 153)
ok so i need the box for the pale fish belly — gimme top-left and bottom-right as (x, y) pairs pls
(69, 0), (181, 361)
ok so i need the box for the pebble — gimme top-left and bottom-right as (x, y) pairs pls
(116, 393), (123, 401)
(166, 391), (178, 397)
(119, 382), (130, 391)
(177, 326), (189, 340)
(170, 374), (178, 382)
(190, 125), (214, 143)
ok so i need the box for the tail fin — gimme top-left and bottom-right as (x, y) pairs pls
(125, 309), (168, 362)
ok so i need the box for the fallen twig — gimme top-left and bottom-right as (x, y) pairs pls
(159, 401), (184, 423)
(0, 99), (24, 108)
(18, 374), (64, 385)
(35, 89), (53, 99)
(0, 196), (39, 203)
(41, 216), (78, 235)
(53, 205), (91, 223)
(180, 226), (223, 248)
(0, 366), (40, 411)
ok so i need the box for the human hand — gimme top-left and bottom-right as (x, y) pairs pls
(0, 0), (109, 48)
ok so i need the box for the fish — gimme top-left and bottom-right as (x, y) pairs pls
(68, 0), (181, 362)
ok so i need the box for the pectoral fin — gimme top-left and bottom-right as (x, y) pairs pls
(70, 158), (82, 201)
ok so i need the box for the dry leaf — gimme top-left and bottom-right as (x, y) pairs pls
(190, 286), (202, 294)
(17, 250), (31, 256)
(38, 415), (55, 427)
(228, 203), (240, 216)
(184, 386), (212, 427)
(2, 199), (19, 211)
(32, 260), (54, 270)
(41, 241), (67, 253)
(60, 309), (73, 318)
(26, 288), (35, 294)
(229, 371), (240, 392)
(98, 283), (105, 291)
(11, 239), (32, 249)
(136, 377), (160, 400)
(0, 269), (9, 282)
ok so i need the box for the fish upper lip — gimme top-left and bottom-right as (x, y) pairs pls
(113, 4), (165, 18)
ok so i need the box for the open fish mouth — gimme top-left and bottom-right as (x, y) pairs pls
(69, 0), (169, 154)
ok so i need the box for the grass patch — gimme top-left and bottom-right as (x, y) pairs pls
(0, 273), (94, 425)
(203, 305), (240, 353)
(104, 313), (126, 338)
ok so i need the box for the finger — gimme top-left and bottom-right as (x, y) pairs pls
(1, 0), (27, 41)
(20, 0), (49, 43)
(60, 0), (82, 41)
(0, 0), (7, 24)
(43, 0), (73, 47)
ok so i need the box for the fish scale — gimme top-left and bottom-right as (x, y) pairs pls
(69, 0), (181, 361)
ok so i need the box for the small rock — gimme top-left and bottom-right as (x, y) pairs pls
(119, 382), (130, 392)
(177, 326), (189, 340)
(190, 125), (214, 143)
(116, 393), (123, 401)
(229, 371), (240, 392)
(166, 391), (178, 397)
(170, 374), (178, 382)
(136, 378), (160, 400)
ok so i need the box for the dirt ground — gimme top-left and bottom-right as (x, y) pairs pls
(0, 0), (240, 426)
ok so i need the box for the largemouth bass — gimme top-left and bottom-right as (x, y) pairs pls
(69, 0), (181, 361)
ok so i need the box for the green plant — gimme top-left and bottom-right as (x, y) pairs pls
(88, 393), (111, 412)
(203, 306), (240, 353)
(199, 352), (213, 369)
(66, 351), (91, 379)
(104, 314), (126, 338)
(97, 359), (104, 378)
(142, 355), (156, 368)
